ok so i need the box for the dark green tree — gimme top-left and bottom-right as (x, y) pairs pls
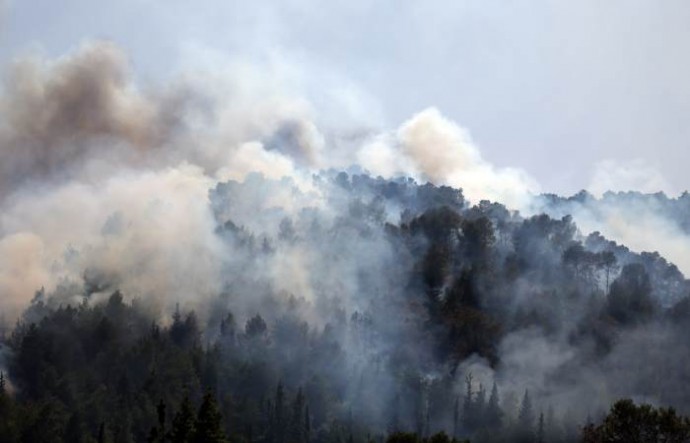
(582, 398), (690, 443)
(289, 388), (307, 443)
(98, 423), (106, 443)
(462, 374), (474, 433)
(245, 314), (268, 338)
(170, 397), (196, 443)
(517, 390), (534, 443)
(64, 411), (87, 443)
(485, 382), (502, 430)
(597, 251), (618, 293)
(536, 411), (545, 443)
(607, 263), (655, 325)
(386, 432), (419, 443)
(193, 392), (227, 443)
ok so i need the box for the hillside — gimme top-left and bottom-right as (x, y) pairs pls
(2, 173), (690, 442)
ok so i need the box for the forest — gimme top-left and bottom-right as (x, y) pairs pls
(3, 172), (690, 442)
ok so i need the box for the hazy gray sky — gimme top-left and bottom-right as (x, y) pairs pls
(2, 0), (690, 195)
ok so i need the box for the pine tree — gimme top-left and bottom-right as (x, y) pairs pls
(113, 412), (135, 443)
(517, 390), (534, 443)
(485, 382), (502, 429)
(98, 423), (106, 443)
(545, 405), (558, 442)
(157, 399), (166, 433)
(0, 371), (12, 441)
(462, 373), (474, 432)
(475, 383), (486, 428)
(170, 397), (196, 443)
(290, 388), (306, 443)
(147, 427), (161, 443)
(304, 405), (311, 443)
(145, 399), (166, 443)
(193, 392), (227, 443)
(65, 412), (87, 443)
(272, 383), (286, 443)
(536, 412), (545, 443)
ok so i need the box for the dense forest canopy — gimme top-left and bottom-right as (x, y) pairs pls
(3, 172), (690, 443)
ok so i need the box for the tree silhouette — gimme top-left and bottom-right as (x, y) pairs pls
(170, 397), (196, 443)
(193, 392), (226, 443)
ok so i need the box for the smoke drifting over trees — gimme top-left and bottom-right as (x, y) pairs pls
(2, 42), (690, 442)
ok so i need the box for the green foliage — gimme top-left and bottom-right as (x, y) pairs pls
(170, 397), (196, 443)
(245, 314), (268, 338)
(515, 390), (534, 443)
(3, 177), (690, 443)
(387, 432), (421, 443)
(607, 263), (656, 325)
(582, 399), (690, 443)
(193, 392), (227, 443)
(385, 431), (469, 443)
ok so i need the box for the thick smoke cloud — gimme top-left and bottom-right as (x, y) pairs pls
(0, 41), (325, 195)
(0, 165), (224, 321)
(358, 108), (540, 209)
(0, 41), (321, 321)
(0, 41), (545, 323)
(0, 42), (163, 191)
(2, 41), (690, 440)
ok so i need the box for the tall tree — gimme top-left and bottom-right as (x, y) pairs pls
(607, 263), (655, 324)
(597, 251), (618, 293)
(583, 399), (690, 442)
(485, 382), (502, 430)
(475, 383), (486, 428)
(462, 374), (474, 433)
(290, 388), (306, 443)
(304, 404), (311, 443)
(536, 412), (545, 443)
(170, 397), (196, 443)
(517, 390), (534, 443)
(193, 392), (226, 443)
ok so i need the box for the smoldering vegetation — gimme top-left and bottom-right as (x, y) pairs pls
(3, 171), (690, 442)
(535, 190), (690, 285)
(2, 42), (690, 443)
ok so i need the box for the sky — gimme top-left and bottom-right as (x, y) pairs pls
(2, 0), (690, 196)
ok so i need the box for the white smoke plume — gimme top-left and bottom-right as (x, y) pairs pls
(0, 41), (545, 323)
(0, 41), (324, 321)
(358, 108), (540, 209)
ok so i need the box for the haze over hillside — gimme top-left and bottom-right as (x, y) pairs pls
(1, 40), (690, 442)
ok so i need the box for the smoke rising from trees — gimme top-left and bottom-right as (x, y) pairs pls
(2, 41), (690, 442)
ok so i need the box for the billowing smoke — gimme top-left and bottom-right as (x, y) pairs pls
(0, 41), (167, 190)
(0, 41), (323, 194)
(0, 165), (224, 320)
(0, 41), (328, 320)
(0, 41), (542, 323)
(357, 108), (540, 209)
(2, 41), (690, 442)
